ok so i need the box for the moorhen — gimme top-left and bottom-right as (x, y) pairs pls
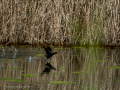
(43, 46), (57, 59)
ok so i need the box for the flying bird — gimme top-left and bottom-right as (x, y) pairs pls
(43, 46), (57, 59)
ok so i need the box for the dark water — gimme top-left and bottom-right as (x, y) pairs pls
(0, 46), (120, 90)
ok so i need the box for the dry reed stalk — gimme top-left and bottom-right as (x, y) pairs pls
(0, 0), (119, 46)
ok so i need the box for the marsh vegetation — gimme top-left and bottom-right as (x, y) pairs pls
(0, 0), (119, 46)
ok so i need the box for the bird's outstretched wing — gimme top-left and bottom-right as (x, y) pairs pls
(47, 46), (52, 52)
(43, 47), (51, 54)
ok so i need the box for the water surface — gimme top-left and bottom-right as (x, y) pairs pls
(0, 46), (120, 90)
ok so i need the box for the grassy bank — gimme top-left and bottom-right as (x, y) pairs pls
(0, 0), (119, 46)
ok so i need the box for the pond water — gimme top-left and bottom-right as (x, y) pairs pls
(0, 46), (120, 90)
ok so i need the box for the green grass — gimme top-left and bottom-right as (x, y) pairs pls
(9, 59), (22, 60)
(72, 55), (79, 56)
(7, 67), (21, 69)
(106, 66), (120, 69)
(88, 60), (107, 62)
(49, 81), (75, 84)
(21, 74), (38, 77)
(92, 60), (107, 62)
(0, 78), (26, 82)
(20, 46), (26, 47)
(72, 71), (92, 73)
(37, 54), (44, 56)
(57, 66), (66, 69)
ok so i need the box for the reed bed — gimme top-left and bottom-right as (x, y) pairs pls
(0, 0), (119, 46)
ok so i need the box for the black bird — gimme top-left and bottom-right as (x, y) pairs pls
(41, 62), (56, 76)
(43, 46), (57, 59)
